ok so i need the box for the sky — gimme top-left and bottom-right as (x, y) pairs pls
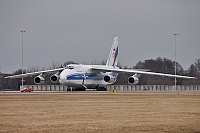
(0, 0), (200, 73)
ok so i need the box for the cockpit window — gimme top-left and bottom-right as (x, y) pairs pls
(66, 66), (74, 69)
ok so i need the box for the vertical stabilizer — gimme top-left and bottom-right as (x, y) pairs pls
(106, 37), (119, 66)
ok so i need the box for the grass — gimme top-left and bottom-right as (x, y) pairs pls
(0, 93), (200, 133)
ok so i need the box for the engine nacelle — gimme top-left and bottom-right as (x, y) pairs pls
(50, 74), (60, 83)
(128, 76), (139, 85)
(104, 75), (115, 83)
(34, 75), (45, 84)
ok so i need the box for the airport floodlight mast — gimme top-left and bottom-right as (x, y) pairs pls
(20, 29), (26, 89)
(173, 33), (179, 94)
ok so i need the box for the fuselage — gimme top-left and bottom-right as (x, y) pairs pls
(59, 64), (118, 89)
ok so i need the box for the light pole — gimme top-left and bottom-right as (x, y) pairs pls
(20, 29), (26, 89)
(173, 33), (179, 94)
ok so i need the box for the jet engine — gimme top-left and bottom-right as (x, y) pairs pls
(34, 75), (45, 84)
(104, 75), (115, 83)
(50, 74), (60, 83)
(128, 76), (139, 85)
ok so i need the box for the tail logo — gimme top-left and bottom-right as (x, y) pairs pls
(112, 47), (118, 66)
(112, 48), (116, 58)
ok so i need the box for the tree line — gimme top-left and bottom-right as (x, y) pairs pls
(0, 57), (199, 90)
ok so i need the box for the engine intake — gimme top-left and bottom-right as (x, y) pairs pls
(50, 74), (60, 83)
(104, 75), (115, 83)
(34, 75), (45, 84)
(128, 76), (139, 85)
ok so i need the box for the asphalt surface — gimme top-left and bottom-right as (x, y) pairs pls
(0, 90), (199, 95)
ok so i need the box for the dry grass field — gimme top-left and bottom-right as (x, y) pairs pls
(0, 93), (200, 133)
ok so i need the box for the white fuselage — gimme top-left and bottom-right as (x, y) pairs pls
(59, 64), (118, 88)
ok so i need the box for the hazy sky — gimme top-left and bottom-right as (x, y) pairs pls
(0, 0), (200, 73)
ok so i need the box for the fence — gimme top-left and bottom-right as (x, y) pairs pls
(21, 85), (200, 91)
(106, 85), (200, 91)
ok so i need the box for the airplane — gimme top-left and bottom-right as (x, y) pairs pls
(5, 37), (196, 90)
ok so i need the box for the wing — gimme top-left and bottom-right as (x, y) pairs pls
(4, 68), (65, 79)
(91, 66), (197, 79)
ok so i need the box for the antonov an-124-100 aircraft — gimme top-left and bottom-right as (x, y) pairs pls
(5, 37), (196, 90)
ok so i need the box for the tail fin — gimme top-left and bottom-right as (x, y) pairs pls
(106, 37), (119, 66)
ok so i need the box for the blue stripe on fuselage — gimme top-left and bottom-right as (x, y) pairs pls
(66, 73), (102, 80)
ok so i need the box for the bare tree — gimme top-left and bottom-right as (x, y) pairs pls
(49, 62), (62, 69)
(183, 58), (200, 85)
